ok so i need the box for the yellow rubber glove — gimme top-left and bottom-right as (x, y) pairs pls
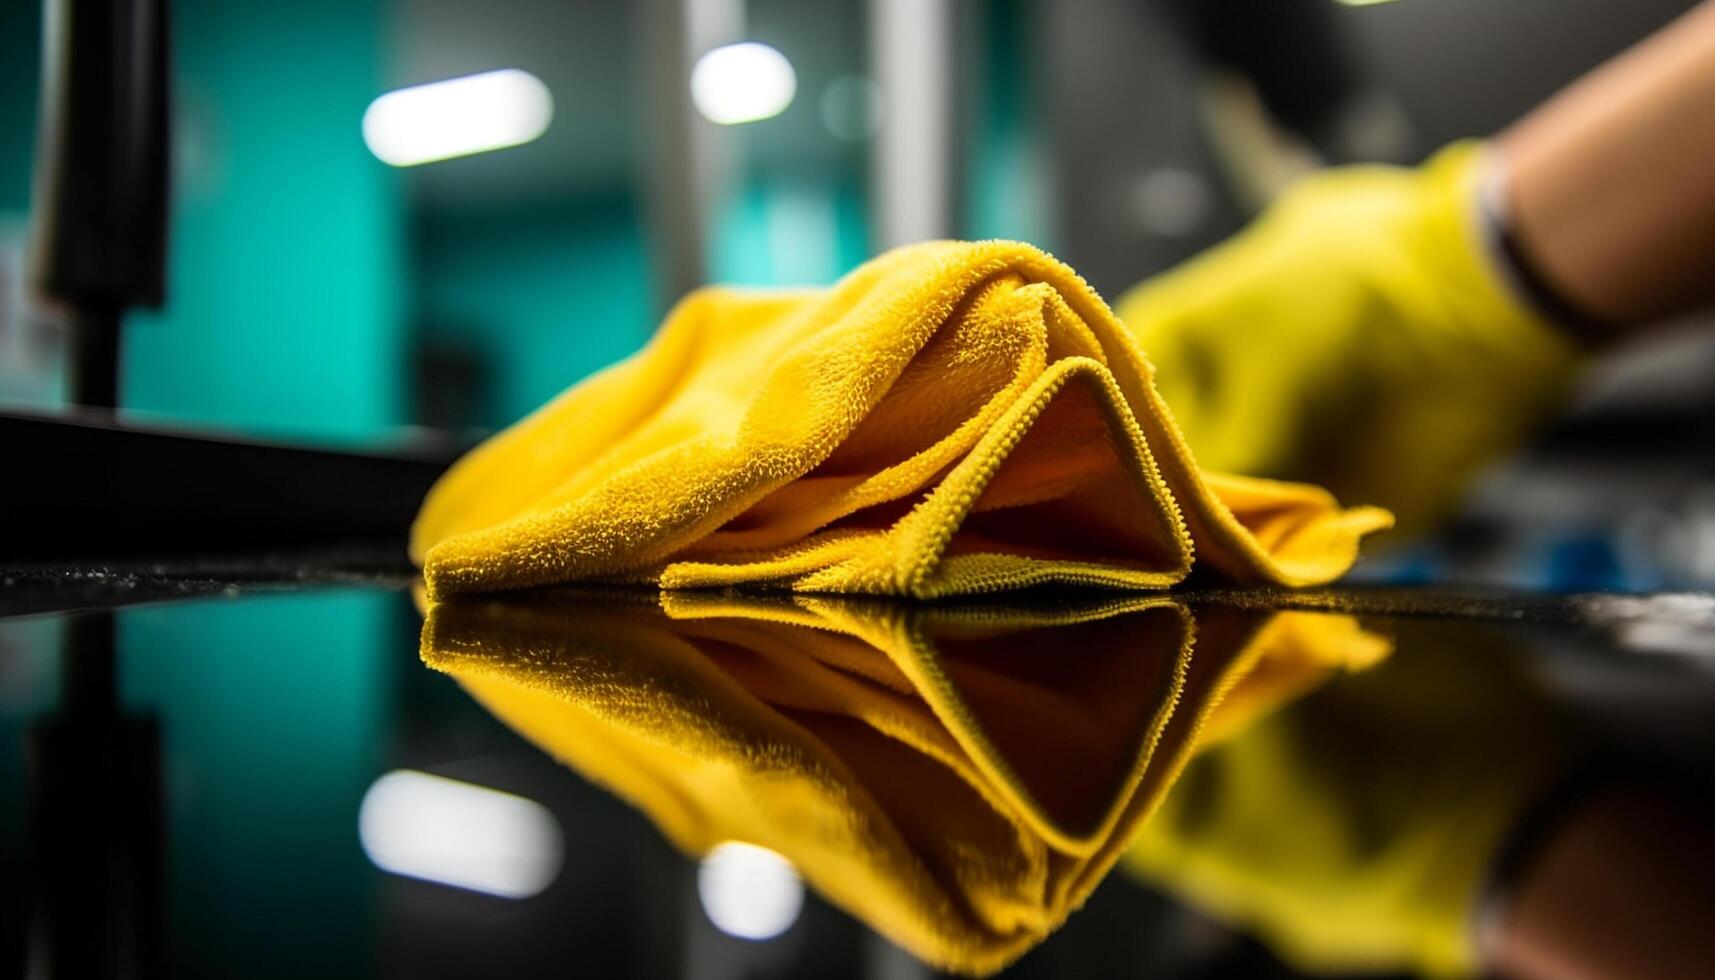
(1116, 142), (1582, 535)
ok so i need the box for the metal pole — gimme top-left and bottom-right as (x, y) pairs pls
(639, 0), (741, 311)
(30, 0), (171, 413)
(870, 0), (955, 249)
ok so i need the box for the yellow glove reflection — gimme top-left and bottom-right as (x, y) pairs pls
(1123, 620), (1566, 979)
(1117, 142), (1581, 535)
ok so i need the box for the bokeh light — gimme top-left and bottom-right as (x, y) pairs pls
(359, 769), (564, 898)
(691, 43), (797, 125)
(697, 841), (804, 940)
(363, 69), (553, 167)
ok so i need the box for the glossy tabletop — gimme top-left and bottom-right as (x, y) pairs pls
(2, 572), (1711, 979)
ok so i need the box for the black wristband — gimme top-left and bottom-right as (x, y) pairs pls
(1477, 163), (1614, 346)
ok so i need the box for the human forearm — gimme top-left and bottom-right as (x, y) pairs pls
(1497, 0), (1715, 332)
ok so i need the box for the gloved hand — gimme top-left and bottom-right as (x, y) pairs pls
(1117, 142), (1582, 535)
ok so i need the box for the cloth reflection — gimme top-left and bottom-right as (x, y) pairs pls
(419, 590), (1386, 975)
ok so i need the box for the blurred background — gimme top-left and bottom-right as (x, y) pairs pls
(4, 2), (1715, 977)
(5, 0), (1714, 589)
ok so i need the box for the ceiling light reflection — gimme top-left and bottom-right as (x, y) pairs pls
(358, 769), (563, 898)
(697, 841), (804, 940)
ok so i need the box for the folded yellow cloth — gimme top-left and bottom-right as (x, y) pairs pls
(412, 241), (1391, 599)
(419, 590), (1388, 974)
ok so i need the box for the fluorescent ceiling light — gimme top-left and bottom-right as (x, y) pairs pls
(697, 841), (804, 940)
(359, 769), (564, 898)
(691, 42), (797, 125)
(363, 69), (553, 167)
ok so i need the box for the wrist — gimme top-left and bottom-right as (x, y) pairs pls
(1475, 152), (1616, 347)
(1411, 141), (1583, 374)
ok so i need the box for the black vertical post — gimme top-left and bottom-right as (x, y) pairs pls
(28, 612), (168, 979)
(30, 0), (171, 411)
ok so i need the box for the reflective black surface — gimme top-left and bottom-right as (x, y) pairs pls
(2, 576), (1711, 979)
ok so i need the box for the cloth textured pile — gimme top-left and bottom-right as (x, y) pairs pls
(422, 592), (1388, 975)
(411, 241), (1392, 599)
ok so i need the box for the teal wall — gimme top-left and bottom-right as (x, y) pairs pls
(413, 194), (653, 429)
(965, 0), (1051, 248)
(119, 592), (397, 978)
(2, 0), (889, 440)
(709, 173), (869, 288)
(412, 172), (867, 434)
(122, 0), (405, 441)
(0, 3), (40, 215)
(1, 0), (1044, 442)
(0, 593), (399, 979)
(0, 0), (406, 439)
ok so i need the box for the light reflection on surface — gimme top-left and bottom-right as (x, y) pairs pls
(358, 768), (564, 898)
(410, 588), (1715, 978)
(697, 840), (805, 940)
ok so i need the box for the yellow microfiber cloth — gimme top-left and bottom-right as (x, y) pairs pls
(419, 590), (1389, 974)
(411, 241), (1392, 599)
